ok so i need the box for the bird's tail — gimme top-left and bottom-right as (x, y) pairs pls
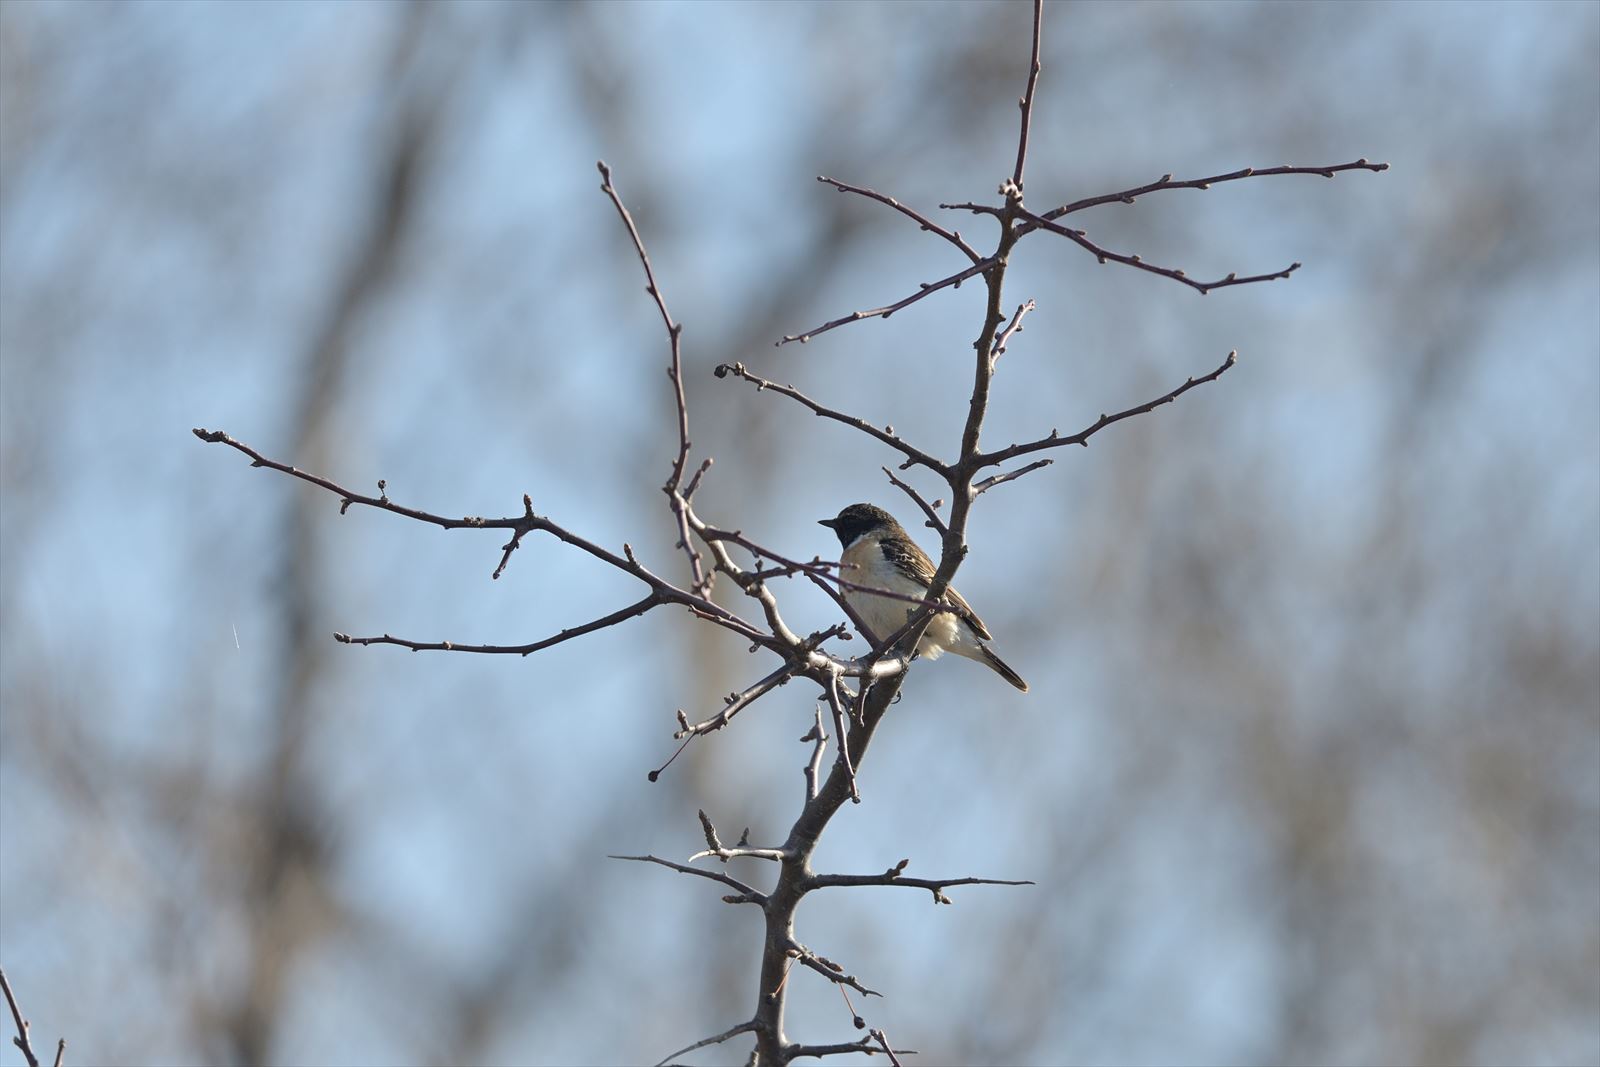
(979, 645), (1029, 693)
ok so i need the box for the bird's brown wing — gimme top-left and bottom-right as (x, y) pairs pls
(877, 536), (994, 642)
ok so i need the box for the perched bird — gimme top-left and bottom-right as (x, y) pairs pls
(819, 503), (1028, 692)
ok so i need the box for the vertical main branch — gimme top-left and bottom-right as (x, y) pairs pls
(751, 667), (909, 1062)
(1011, 0), (1043, 192)
(750, 5), (1045, 1061)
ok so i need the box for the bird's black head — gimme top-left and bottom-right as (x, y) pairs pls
(818, 503), (899, 550)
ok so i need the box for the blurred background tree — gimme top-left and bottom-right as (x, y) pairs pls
(0, 2), (1595, 1065)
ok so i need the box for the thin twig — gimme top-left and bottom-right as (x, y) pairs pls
(1020, 208), (1300, 295)
(597, 161), (709, 596)
(0, 967), (43, 1067)
(688, 810), (789, 863)
(1011, 0), (1043, 190)
(1038, 158), (1391, 218)
(822, 674), (859, 802)
(196, 428), (807, 657)
(880, 467), (947, 537)
(775, 256), (996, 346)
(819, 176), (982, 264)
(990, 299), (1035, 363)
(713, 362), (946, 474)
(696, 524), (950, 612)
(334, 596), (659, 656)
(787, 1036), (917, 1061)
(981, 350), (1238, 467)
(193, 428), (522, 534)
(807, 859), (1035, 905)
(972, 459), (1053, 497)
(677, 663), (804, 738)
(803, 705), (829, 802)
(607, 854), (765, 901)
(788, 941), (880, 998)
(651, 1020), (756, 1067)
(869, 1028), (906, 1067)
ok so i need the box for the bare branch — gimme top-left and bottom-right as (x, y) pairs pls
(652, 1020), (756, 1067)
(193, 428), (520, 536)
(1, 967), (45, 1067)
(334, 596), (658, 656)
(982, 349), (1238, 467)
(937, 200), (1005, 218)
(597, 161), (709, 596)
(774, 256), (996, 346)
(677, 662), (805, 738)
(688, 810), (789, 863)
(1011, 0), (1043, 190)
(1019, 209), (1300, 295)
(822, 675), (859, 803)
(788, 941), (881, 998)
(490, 494), (537, 579)
(807, 856), (1035, 905)
(818, 176), (982, 264)
(802, 570), (880, 652)
(788, 1035), (917, 1061)
(713, 362), (947, 474)
(195, 427), (810, 659)
(880, 466), (948, 537)
(871, 1029), (907, 1067)
(972, 459), (1053, 497)
(691, 525), (868, 604)
(990, 299), (1035, 363)
(1039, 158), (1391, 218)
(802, 705), (829, 803)
(607, 854), (765, 901)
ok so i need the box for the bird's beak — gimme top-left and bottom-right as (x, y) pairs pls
(817, 518), (839, 529)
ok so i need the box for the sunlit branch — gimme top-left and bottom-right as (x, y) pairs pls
(775, 256), (996, 346)
(819, 176), (982, 264)
(981, 349), (1238, 467)
(713, 362), (946, 474)
(1038, 158), (1390, 218)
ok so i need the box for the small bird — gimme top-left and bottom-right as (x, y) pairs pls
(819, 503), (1028, 692)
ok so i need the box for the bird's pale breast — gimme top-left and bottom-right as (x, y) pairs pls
(840, 534), (961, 657)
